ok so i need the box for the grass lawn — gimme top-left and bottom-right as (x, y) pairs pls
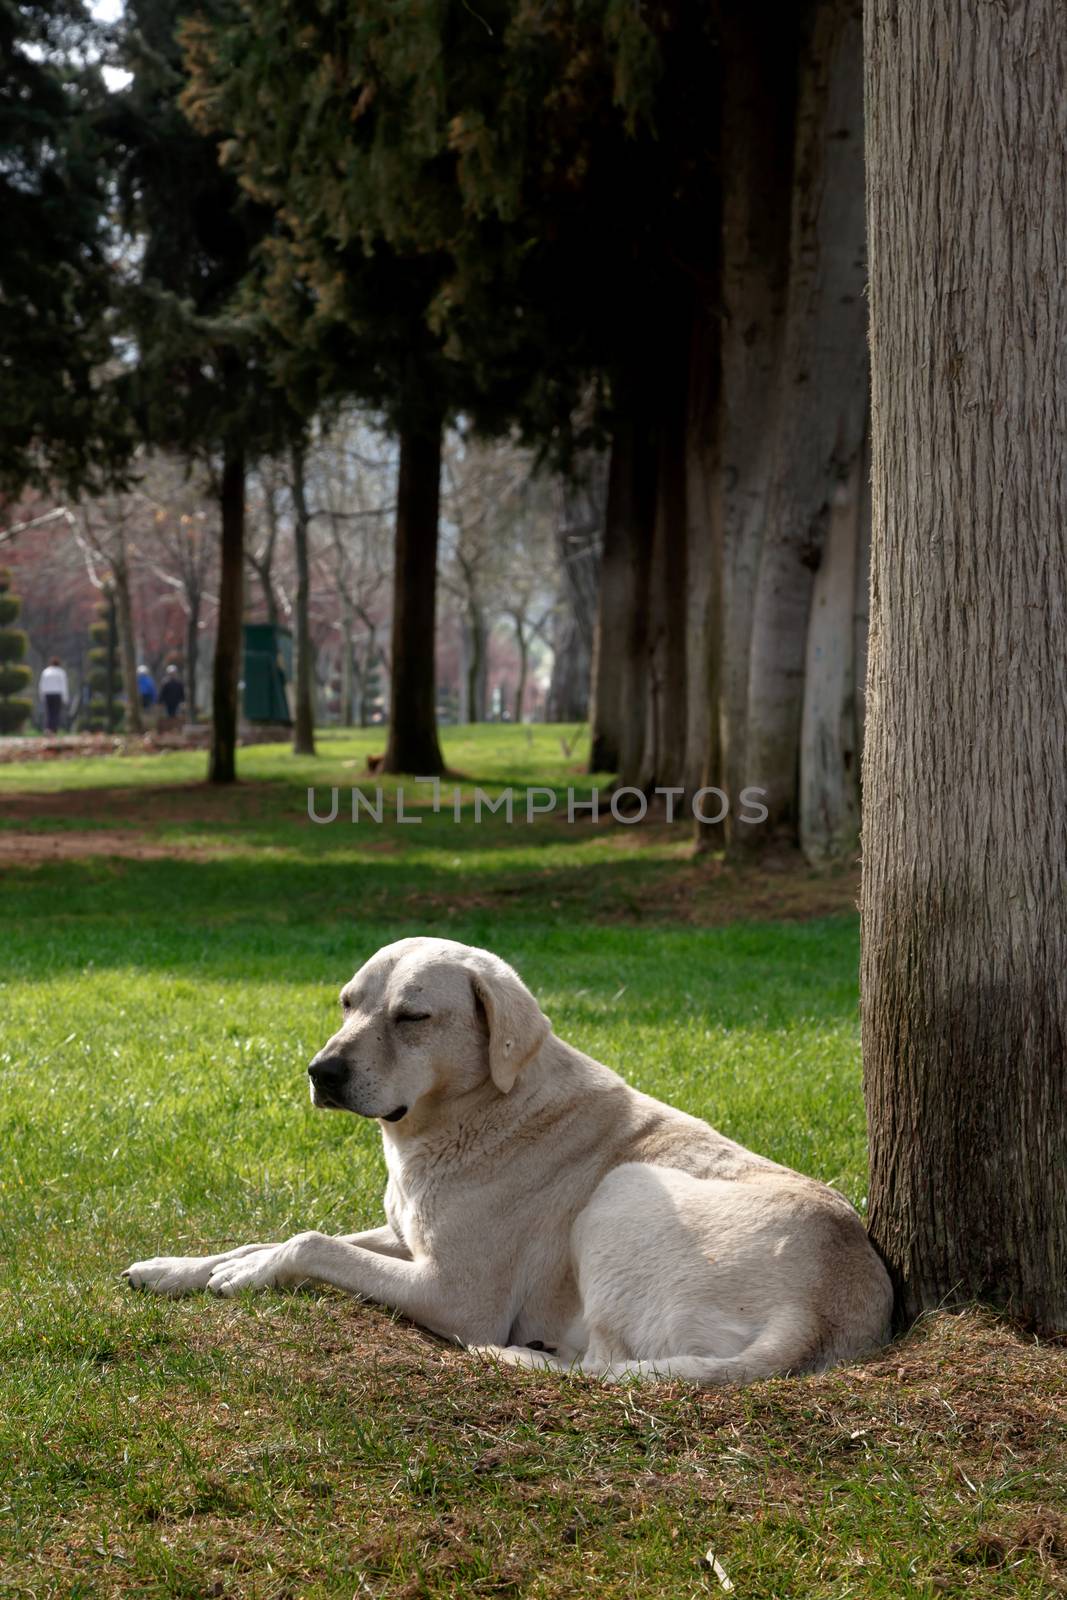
(0, 726), (1063, 1598)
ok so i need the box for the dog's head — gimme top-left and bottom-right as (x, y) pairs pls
(307, 938), (551, 1126)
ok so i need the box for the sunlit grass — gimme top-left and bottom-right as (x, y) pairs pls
(0, 727), (1060, 1598)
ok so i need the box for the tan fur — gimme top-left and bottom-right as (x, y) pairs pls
(124, 937), (893, 1384)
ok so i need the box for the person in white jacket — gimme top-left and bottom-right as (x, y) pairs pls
(38, 658), (69, 734)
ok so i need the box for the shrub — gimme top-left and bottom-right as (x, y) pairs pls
(0, 569), (32, 735)
(85, 600), (117, 731)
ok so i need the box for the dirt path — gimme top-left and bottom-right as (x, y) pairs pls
(0, 782), (273, 864)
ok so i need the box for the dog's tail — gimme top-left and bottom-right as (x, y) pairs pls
(474, 1321), (821, 1386)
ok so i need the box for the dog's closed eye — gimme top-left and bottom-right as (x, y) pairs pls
(395, 1012), (431, 1025)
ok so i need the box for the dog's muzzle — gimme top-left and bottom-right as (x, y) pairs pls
(307, 1053), (406, 1122)
(308, 1053), (348, 1106)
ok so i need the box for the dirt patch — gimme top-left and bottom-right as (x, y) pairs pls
(0, 829), (228, 864)
(406, 852), (861, 927)
(609, 853), (860, 924)
(0, 782), (279, 863)
(0, 781), (273, 827)
(0, 731), (211, 764)
(0, 728), (293, 765)
(185, 1297), (1067, 1448)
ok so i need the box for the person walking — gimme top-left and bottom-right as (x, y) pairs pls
(159, 664), (186, 725)
(137, 664), (157, 712)
(38, 658), (69, 734)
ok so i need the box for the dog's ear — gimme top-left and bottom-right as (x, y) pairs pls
(468, 957), (550, 1093)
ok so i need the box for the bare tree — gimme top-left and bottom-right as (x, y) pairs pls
(245, 460), (284, 626)
(441, 435), (557, 724)
(305, 415), (394, 727)
(546, 462), (604, 725)
(72, 493), (146, 734)
(137, 456), (218, 719)
(289, 440), (315, 756)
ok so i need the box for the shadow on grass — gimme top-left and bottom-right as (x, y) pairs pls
(4, 850), (861, 1034)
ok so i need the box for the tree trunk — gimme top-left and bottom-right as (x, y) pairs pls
(637, 320), (690, 793)
(710, 8), (799, 851)
(798, 427), (864, 864)
(111, 551), (143, 736)
(459, 620), (472, 722)
(512, 615), (528, 724)
(546, 610), (589, 723)
(547, 483), (599, 728)
(684, 295), (721, 809)
(852, 439), (872, 767)
(185, 591), (199, 722)
(338, 586), (355, 727)
(290, 441), (316, 756)
(739, 0), (867, 848)
(104, 586), (118, 732)
(862, 0), (1067, 1334)
(464, 602), (487, 723)
(588, 442), (628, 770)
(359, 629), (379, 727)
(209, 445), (245, 784)
(249, 467), (280, 626)
(589, 399), (657, 773)
(383, 413), (446, 776)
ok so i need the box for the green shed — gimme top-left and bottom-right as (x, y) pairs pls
(242, 624), (293, 723)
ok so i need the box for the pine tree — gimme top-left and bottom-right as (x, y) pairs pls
(178, 0), (677, 773)
(104, 0), (296, 781)
(0, 0), (131, 494)
(0, 568), (33, 735)
(86, 596), (117, 732)
(182, 0), (712, 780)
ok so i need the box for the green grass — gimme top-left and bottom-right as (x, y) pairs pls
(0, 726), (1063, 1598)
(0, 722), (591, 796)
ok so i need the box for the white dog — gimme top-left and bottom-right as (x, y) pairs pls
(125, 937), (893, 1383)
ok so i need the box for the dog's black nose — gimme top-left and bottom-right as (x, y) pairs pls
(308, 1054), (348, 1090)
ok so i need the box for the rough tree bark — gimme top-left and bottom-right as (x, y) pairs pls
(209, 444), (245, 784)
(383, 414), (446, 776)
(510, 612), (529, 723)
(851, 451), (871, 765)
(588, 396), (657, 774)
(289, 441), (316, 757)
(740, 0), (867, 848)
(356, 625), (379, 727)
(547, 491), (599, 726)
(798, 420), (865, 864)
(463, 603), (488, 724)
(637, 313), (690, 794)
(684, 296), (720, 807)
(588, 438), (629, 770)
(697, 7), (797, 851)
(862, 0), (1067, 1333)
(247, 467), (280, 627)
(329, 514), (360, 728)
(338, 582), (355, 727)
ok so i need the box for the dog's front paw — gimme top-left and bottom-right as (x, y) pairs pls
(472, 1343), (568, 1372)
(206, 1247), (281, 1298)
(122, 1256), (215, 1297)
